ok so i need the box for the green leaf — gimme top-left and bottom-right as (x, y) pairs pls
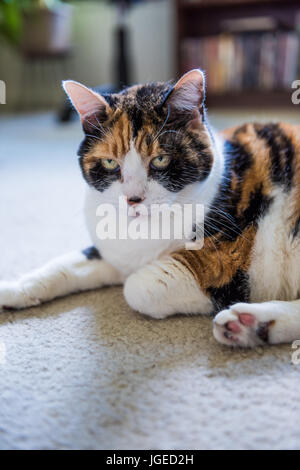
(0, 0), (22, 46)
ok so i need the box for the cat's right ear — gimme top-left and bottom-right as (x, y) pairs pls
(62, 80), (110, 124)
(164, 69), (205, 117)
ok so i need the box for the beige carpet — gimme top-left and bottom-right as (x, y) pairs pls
(0, 110), (300, 450)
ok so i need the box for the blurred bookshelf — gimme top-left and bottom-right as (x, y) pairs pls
(176, 0), (300, 108)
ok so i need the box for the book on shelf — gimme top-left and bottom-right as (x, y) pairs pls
(181, 31), (300, 94)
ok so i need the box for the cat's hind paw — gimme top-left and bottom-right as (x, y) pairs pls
(213, 302), (276, 348)
(0, 281), (40, 312)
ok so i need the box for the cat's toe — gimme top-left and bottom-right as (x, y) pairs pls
(213, 304), (274, 348)
(0, 282), (16, 312)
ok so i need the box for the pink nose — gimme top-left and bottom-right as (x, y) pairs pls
(127, 196), (144, 206)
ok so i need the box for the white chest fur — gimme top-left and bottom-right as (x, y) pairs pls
(249, 189), (300, 302)
(84, 186), (186, 276)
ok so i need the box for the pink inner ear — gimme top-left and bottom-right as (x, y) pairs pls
(175, 69), (204, 92)
(171, 69), (204, 111)
(63, 81), (107, 120)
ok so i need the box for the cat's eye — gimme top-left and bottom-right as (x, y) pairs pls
(151, 155), (171, 170)
(101, 158), (120, 171)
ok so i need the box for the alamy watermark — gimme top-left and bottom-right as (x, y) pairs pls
(0, 341), (6, 365)
(291, 340), (300, 365)
(95, 197), (205, 250)
(291, 80), (300, 105)
(0, 80), (6, 104)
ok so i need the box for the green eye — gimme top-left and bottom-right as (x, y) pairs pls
(101, 158), (119, 171)
(151, 155), (171, 170)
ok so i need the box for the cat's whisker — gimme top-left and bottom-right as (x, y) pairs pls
(153, 105), (171, 143)
(85, 119), (103, 133)
(206, 214), (250, 243)
(208, 205), (239, 227)
(85, 134), (102, 141)
(198, 224), (223, 269)
(158, 130), (181, 140)
(95, 115), (106, 133)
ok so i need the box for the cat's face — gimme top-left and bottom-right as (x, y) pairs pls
(64, 70), (215, 210)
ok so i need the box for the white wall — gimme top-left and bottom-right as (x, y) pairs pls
(0, 0), (175, 111)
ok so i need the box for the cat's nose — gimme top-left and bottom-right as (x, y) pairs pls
(127, 196), (144, 206)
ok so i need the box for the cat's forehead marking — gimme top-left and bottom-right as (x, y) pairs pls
(134, 127), (160, 159)
(109, 112), (159, 161)
(146, 134), (152, 147)
(83, 110), (161, 171)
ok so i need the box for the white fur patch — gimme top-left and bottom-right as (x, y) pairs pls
(122, 143), (147, 200)
(124, 257), (213, 319)
(249, 189), (300, 302)
(0, 251), (122, 311)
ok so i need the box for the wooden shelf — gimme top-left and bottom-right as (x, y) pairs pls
(178, 0), (299, 10)
(205, 90), (295, 109)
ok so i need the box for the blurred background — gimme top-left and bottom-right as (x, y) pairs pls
(0, 0), (174, 114)
(0, 0), (299, 114)
(0, 1), (300, 451)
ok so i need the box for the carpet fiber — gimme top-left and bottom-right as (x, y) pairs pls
(0, 111), (300, 450)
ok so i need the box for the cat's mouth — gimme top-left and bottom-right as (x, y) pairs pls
(128, 203), (148, 218)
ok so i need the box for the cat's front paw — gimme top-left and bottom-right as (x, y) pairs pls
(213, 302), (276, 348)
(124, 268), (175, 319)
(0, 281), (40, 312)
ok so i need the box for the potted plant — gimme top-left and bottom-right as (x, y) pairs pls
(0, 0), (72, 56)
(21, 0), (72, 56)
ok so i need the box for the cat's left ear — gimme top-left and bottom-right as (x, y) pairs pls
(165, 69), (205, 123)
(62, 80), (110, 123)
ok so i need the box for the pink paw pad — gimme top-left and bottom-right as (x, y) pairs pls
(238, 313), (256, 326)
(226, 321), (241, 333)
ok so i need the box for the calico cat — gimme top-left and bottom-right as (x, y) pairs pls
(1, 69), (300, 348)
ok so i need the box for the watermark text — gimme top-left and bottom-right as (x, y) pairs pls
(95, 197), (205, 250)
(291, 80), (300, 105)
(0, 80), (6, 104)
(291, 340), (300, 365)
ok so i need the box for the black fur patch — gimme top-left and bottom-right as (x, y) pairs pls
(256, 322), (272, 343)
(136, 82), (173, 111)
(205, 141), (272, 241)
(242, 184), (273, 227)
(78, 136), (97, 158)
(255, 123), (294, 191)
(204, 141), (249, 241)
(149, 129), (212, 192)
(81, 158), (121, 192)
(208, 269), (250, 311)
(130, 107), (143, 138)
(292, 217), (300, 238)
(82, 246), (101, 260)
(149, 153), (203, 192)
(229, 139), (253, 179)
